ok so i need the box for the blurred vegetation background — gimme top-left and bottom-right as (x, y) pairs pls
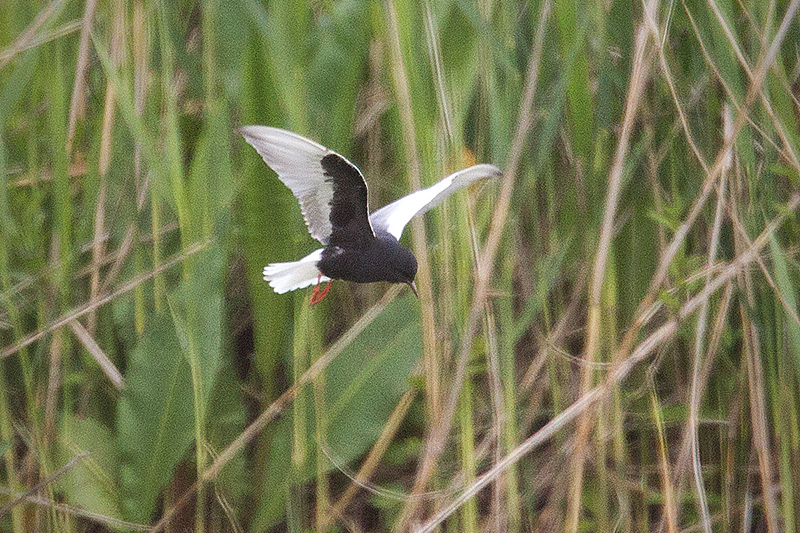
(1, 0), (800, 531)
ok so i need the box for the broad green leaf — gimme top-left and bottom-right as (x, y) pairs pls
(206, 360), (248, 504)
(770, 236), (800, 377)
(170, 245), (225, 410)
(117, 313), (194, 523)
(252, 293), (421, 530)
(116, 244), (224, 523)
(324, 295), (421, 455)
(57, 414), (123, 524)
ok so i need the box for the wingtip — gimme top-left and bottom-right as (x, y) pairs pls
(239, 125), (260, 139)
(455, 163), (503, 183)
(479, 163), (503, 178)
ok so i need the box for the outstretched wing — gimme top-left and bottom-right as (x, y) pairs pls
(240, 126), (374, 246)
(369, 164), (502, 240)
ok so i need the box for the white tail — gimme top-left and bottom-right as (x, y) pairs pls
(263, 248), (329, 294)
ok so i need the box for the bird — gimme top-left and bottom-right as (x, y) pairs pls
(240, 126), (501, 305)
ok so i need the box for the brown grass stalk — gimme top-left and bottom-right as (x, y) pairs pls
(64, 0), (99, 154)
(0, 0), (68, 70)
(0, 482), (150, 531)
(68, 320), (124, 390)
(88, 0), (127, 333)
(651, 385), (678, 533)
(736, 233), (781, 532)
(0, 452), (88, 519)
(43, 331), (63, 445)
(657, 282), (733, 533)
(688, 103), (733, 533)
(384, 0), (440, 424)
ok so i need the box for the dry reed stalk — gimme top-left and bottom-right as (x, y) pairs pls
(0, 481), (150, 531)
(384, 0), (440, 425)
(567, 1), (657, 527)
(652, 385), (678, 533)
(395, 0), (552, 527)
(65, 0), (99, 153)
(660, 282), (733, 533)
(43, 331), (63, 445)
(687, 103), (733, 533)
(0, 452), (88, 519)
(88, 0), (127, 333)
(0, 0), (68, 70)
(736, 229), (781, 532)
(68, 320), (124, 390)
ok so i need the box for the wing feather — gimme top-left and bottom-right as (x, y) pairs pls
(241, 126), (369, 245)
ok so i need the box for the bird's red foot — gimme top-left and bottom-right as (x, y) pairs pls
(310, 274), (332, 306)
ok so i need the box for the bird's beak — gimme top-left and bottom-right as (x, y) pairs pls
(408, 281), (419, 298)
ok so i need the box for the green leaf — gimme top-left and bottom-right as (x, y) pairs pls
(169, 246), (225, 411)
(252, 294), (421, 530)
(770, 236), (800, 378)
(206, 360), (248, 504)
(57, 415), (123, 524)
(117, 313), (195, 523)
(324, 295), (421, 455)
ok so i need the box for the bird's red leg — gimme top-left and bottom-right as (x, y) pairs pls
(310, 274), (332, 306)
(310, 273), (323, 304)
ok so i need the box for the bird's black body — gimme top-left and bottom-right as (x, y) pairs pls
(240, 125), (500, 301)
(317, 154), (418, 287)
(319, 231), (418, 285)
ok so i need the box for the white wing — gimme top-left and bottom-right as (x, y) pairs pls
(369, 164), (502, 240)
(241, 126), (365, 245)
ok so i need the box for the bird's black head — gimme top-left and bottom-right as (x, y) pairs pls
(374, 233), (417, 294)
(372, 232), (418, 285)
(390, 244), (418, 285)
(390, 244), (418, 297)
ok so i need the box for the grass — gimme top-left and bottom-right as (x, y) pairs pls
(1, 0), (800, 531)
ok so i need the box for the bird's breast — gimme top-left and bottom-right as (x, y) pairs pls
(318, 241), (404, 284)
